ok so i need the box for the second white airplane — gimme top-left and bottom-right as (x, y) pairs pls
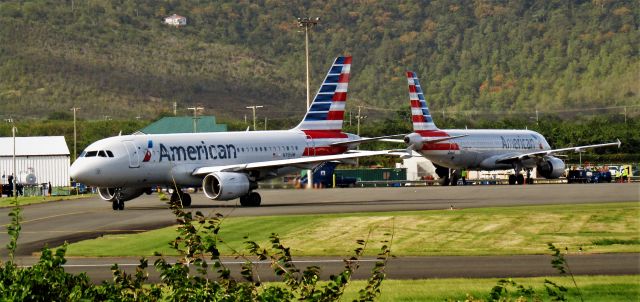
(69, 56), (395, 210)
(394, 71), (620, 185)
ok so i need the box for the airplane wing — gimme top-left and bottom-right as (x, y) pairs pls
(329, 134), (406, 146)
(192, 150), (398, 175)
(496, 139), (621, 163)
(377, 134), (469, 145)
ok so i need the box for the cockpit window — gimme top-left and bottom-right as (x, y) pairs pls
(79, 151), (86, 158)
(85, 151), (98, 157)
(98, 151), (107, 157)
(106, 150), (114, 157)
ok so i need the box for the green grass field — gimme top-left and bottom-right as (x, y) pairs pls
(340, 275), (639, 301)
(64, 202), (640, 257)
(0, 194), (94, 207)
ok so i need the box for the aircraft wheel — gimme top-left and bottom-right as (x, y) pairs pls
(249, 192), (261, 207)
(239, 194), (250, 207)
(112, 200), (119, 211)
(516, 174), (525, 185)
(451, 175), (459, 186)
(117, 200), (125, 210)
(170, 191), (180, 203)
(182, 193), (192, 207)
(508, 175), (516, 185)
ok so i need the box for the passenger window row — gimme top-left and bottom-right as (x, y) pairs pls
(238, 145), (299, 153)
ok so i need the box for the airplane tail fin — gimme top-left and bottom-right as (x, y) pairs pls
(407, 71), (439, 131)
(294, 56), (351, 132)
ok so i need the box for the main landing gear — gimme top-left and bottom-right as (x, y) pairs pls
(508, 174), (525, 185)
(509, 168), (534, 185)
(170, 189), (192, 207)
(239, 192), (261, 207)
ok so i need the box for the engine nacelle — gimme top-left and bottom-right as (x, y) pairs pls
(537, 157), (566, 179)
(202, 172), (251, 200)
(97, 187), (148, 202)
(404, 133), (423, 150)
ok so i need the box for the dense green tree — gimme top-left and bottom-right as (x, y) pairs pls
(0, 0), (636, 121)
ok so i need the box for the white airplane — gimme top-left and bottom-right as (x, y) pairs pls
(69, 56), (396, 210)
(391, 71), (620, 185)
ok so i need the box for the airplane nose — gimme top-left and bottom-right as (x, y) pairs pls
(69, 161), (84, 181)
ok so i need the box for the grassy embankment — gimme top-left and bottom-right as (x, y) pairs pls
(341, 276), (639, 302)
(0, 194), (94, 207)
(64, 201), (639, 257)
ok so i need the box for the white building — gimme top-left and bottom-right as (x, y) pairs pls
(0, 136), (70, 187)
(164, 14), (187, 26)
(398, 156), (438, 180)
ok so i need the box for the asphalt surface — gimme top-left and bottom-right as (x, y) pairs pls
(0, 183), (638, 281)
(11, 253), (639, 283)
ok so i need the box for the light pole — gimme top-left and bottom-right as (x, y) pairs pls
(298, 17), (319, 188)
(246, 105), (263, 131)
(297, 17), (319, 109)
(187, 106), (204, 133)
(70, 107), (80, 162)
(355, 106), (367, 167)
(12, 124), (17, 199)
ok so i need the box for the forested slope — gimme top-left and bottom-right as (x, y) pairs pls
(0, 0), (637, 120)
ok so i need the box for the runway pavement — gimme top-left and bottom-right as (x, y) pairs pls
(10, 253), (639, 283)
(0, 183), (638, 280)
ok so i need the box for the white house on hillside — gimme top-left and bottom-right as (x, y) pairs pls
(164, 14), (187, 27)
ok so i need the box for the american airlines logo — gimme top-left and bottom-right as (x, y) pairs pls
(501, 136), (536, 150)
(158, 141), (238, 162)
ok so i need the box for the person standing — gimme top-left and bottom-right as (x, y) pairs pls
(621, 167), (629, 183)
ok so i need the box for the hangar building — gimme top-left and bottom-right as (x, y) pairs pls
(0, 136), (70, 187)
(137, 116), (227, 134)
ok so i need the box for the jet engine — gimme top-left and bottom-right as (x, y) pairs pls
(536, 157), (566, 179)
(404, 133), (423, 150)
(97, 187), (149, 202)
(202, 172), (251, 200)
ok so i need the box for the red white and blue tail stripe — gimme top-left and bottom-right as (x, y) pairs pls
(407, 71), (439, 131)
(295, 56), (351, 131)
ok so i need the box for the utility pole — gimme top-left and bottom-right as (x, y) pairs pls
(245, 105), (263, 131)
(264, 117), (268, 130)
(187, 106), (204, 133)
(355, 106), (367, 167)
(70, 107), (80, 162)
(297, 17), (319, 109)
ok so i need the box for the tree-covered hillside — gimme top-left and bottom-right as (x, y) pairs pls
(0, 0), (638, 120)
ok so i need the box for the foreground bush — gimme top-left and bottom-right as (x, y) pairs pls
(0, 204), (391, 301)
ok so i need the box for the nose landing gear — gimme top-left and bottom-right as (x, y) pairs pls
(111, 190), (125, 210)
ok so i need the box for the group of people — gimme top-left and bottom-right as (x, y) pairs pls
(0, 175), (52, 197)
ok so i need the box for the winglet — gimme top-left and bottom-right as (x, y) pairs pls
(616, 138), (621, 148)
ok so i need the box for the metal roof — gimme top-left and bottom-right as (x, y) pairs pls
(0, 136), (70, 156)
(138, 116), (227, 134)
